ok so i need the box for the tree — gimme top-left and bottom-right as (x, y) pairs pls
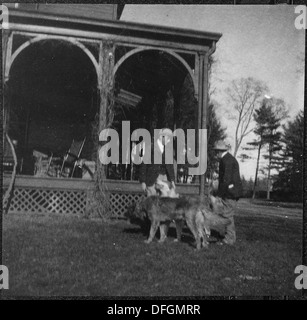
(177, 75), (226, 185)
(273, 111), (304, 202)
(206, 56), (227, 184)
(241, 176), (254, 198)
(207, 101), (227, 181)
(242, 97), (286, 199)
(226, 77), (269, 157)
(261, 97), (288, 199)
(245, 104), (272, 199)
(177, 55), (226, 186)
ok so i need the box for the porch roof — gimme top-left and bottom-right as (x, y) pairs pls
(8, 8), (222, 52)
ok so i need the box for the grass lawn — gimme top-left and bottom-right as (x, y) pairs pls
(2, 199), (303, 297)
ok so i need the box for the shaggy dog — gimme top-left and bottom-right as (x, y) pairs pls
(135, 196), (209, 249)
(154, 179), (231, 245)
(132, 182), (231, 250)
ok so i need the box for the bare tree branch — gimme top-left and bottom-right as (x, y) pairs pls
(226, 77), (269, 157)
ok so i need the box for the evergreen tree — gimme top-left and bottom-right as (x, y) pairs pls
(177, 73), (226, 185)
(261, 101), (286, 200)
(207, 102), (227, 181)
(273, 110), (304, 202)
(242, 97), (286, 199)
(244, 103), (272, 199)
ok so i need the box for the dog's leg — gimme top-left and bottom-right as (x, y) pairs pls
(195, 210), (209, 249)
(158, 222), (169, 243)
(144, 220), (160, 244)
(203, 224), (211, 237)
(174, 220), (184, 242)
(185, 212), (202, 250)
(199, 228), (209, 249)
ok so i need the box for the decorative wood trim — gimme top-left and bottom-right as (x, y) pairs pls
(7, 32), (100, 82)
(113, 47), (196, 92)
(4, 31), (13, 81)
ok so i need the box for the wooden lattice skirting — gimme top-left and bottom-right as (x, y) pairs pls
(2, 175), (200, 218)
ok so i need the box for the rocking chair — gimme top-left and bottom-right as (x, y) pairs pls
(59, 137), (86, 178)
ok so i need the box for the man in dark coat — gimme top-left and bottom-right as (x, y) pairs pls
(139, 128), (176, 196)
(213, 140), (243, 245)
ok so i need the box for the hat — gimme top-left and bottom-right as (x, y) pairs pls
(158, 128), (173, 137)
(213, 140), (229, 151)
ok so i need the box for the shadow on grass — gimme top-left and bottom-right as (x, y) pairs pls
(122, 220), (198, 249)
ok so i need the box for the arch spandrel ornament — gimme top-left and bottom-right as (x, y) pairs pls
(113, 46), (197, 94)
(4, 32), (101, 82)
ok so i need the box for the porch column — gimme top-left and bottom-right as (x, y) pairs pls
(98, 41), (115, 133)
(97, 41), (115, 175)
(197, 51), (209, 199)
(2, 30), (13, 139)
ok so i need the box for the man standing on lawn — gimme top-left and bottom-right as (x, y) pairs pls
(213, 140), (243, 245)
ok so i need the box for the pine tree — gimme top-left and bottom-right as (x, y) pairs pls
(207, 102), (227, 181)
(261, 116), (283, 199)
(273, 111), (304, 202)
(242, 97), (286, 199)
(244, 103), (272, 199)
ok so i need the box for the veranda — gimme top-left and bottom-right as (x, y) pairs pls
(2, 9), (221, 217)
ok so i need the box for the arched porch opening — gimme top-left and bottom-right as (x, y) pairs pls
(6, 39), (98, 176)
(110, 48), (198, 182)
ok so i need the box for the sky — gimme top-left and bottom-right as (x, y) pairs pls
(121, 4), (305, 179)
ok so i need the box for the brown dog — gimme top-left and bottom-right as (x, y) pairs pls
(154, 179), (231, 246)
(134, 193), (231, 250)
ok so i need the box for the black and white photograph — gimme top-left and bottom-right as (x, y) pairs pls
(1, 1), (306, 300)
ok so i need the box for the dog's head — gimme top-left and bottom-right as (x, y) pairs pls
(155, 179), (179, 198)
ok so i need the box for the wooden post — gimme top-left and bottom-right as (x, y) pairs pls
(96, 41), (115, 169)
(88, 40), (115, 218)
(97, 41), (115, 133)
(2, 31), (13, 137)
(197, 52), (206, 198)
(198, 42), (216, 199)
(200, 52), (210, 199)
